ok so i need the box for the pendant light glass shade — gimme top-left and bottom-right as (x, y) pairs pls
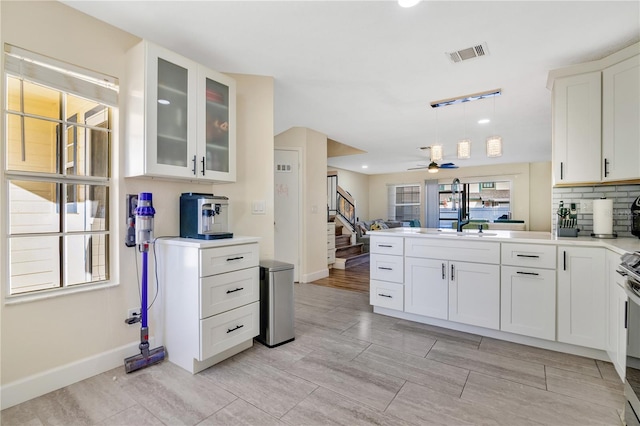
(457, 139), (471, 159)
(427, 162), (439, 173)
(430, 145), (443, 162)
(486, 136), (502, 157)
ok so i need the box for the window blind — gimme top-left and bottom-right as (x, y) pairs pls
(4, 44), (119, 107)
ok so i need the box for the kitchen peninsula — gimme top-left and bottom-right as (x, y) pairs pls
(368, 227), (640, 380)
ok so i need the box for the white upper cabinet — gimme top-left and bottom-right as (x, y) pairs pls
(125, 40), (236, 183)
(552, 72), (602, 185)
(602, 55), (640, 182)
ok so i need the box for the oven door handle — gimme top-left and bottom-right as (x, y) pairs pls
(617, 269), (628, 277)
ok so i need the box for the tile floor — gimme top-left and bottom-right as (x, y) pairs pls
(1, 283), (626, 425)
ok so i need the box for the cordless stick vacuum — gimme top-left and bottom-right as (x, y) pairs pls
(124, 192), (166, 373)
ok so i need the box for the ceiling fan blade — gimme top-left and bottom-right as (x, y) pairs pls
(408, 166), (429, 170)
(439, 163), (459, 169)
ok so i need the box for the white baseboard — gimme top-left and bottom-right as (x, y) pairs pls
(301, 268), (329, 283)
(333, 258), (346, 270)
(1, 340), (155, 410)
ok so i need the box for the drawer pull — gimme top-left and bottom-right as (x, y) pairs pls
(378, 293), (392, 298)
(378, 266), (393, 271)
(227, 324), (244, 333)
(517, 271), (539, 276)
(516, 254), (540, 258)
(378, 244), (393, 248)
(227, 256), (244, 262)
(442, 262), (446, 280)
(226, 287), (244, 294)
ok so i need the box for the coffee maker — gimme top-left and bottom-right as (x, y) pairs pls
(632, 195), (640, 238)
(180, 193), (233, 240)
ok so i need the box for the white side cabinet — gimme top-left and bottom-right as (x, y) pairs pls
(158, 237), (259, 374)
(500, 243), (557, 340)
(557, 246), (606, 350)
(370, 236), (404, 311)
(327, 222), (336, 266)
(125, 40), (236, 182)
(602, 55), (640, 182)
(606, 249), (627, 381)
(552, 72), (602, 185)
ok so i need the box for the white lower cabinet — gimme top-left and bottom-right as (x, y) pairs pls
(404, 257), (448, 319)
(557, 246), (606, 350)
(448, 261), (500, 330)
(606, 249), (627, 380)
(159, 237), (260, 374)
(501, 266), (556, 340)
(370, 280), (404, 311)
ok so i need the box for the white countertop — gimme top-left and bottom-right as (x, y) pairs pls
(155, 236), (260, 248)
(368, 227), (640, 255)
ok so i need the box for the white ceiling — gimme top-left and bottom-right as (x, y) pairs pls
(63, 0), (640, 175)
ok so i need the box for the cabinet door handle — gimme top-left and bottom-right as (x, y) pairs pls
(379, 244), (393, 248)
(227, 324), (244, 333)
(378, 266), (393, 271)
(563, 251), (567, 271)
(516, 254), (540, 258)
(604, 158), (609, 177)
(378, 293), (392, 298)
(451, 264), (455, 281)
(227, 256), (244, 261)
(201, 156), (206, 176)
(560, 162), (564, 180)
(226, 287), (244, 294)
(442, 263), (446, 280)
(517, 271), (539, 276)
(192, 155), (197, 175)
(625, 301), (629, 329)
(616, 269), (627, 277)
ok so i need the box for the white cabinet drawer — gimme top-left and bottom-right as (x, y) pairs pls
(370, 280), (403, 311)
(370, 236), (404, 255)
(327, 223), (335, 234)
(327, 236), (336, 250)
(200, 267), (259, 318)
(327, 249), (336, 264)
(200, 243), (259, 277)
(370, 254), (403, 283)
(200, 301), (259, 361)
(405, 237), (500, 265)
(502, 243), (556, 269)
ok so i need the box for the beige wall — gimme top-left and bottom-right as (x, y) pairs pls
(328, 167), (370, 222)
(0, 0), (274, 399)
(275, 127), (328, 282)
(368, 162), (552, 232)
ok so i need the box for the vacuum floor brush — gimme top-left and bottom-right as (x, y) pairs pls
(125, 192), (166, 373)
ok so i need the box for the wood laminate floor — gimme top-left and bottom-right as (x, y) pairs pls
(311, 259), (370, 293)
(2, 282), (625, 426)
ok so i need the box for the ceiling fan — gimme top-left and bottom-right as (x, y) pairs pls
(408, 146), (459, 172)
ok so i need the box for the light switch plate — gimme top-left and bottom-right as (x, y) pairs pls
(251, 200), (266, 215)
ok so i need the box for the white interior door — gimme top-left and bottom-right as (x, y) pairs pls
(274, 149), (300, 282)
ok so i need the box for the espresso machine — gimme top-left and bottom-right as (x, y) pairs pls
(180, 193), (233, 240)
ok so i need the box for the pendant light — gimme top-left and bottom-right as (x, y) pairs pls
(486, 95), (502, 157)
(457, 103), (471, 159)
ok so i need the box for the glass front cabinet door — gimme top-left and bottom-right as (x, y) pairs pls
(125, 40), (236, 183)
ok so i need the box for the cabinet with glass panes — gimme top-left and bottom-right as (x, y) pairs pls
(124, 40), (236, 182)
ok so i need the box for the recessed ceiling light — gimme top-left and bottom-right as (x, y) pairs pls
(361, 165), (368, 169)
(478, 118), (490, 124)
(158, 99), (170, 105)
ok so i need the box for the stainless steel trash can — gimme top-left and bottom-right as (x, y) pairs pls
(256, 260), (295, 347)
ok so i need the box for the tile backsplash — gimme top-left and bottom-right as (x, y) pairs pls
(552, 184), (640, 237)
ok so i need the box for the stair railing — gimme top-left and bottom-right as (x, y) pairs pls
(336, 185), (356, 232)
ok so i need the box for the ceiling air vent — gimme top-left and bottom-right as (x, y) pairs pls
(447, 42), (489, 63)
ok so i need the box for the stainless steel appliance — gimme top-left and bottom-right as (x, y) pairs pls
(256, 260), (295, 348)
(179, 193), (232, 240)
(619, 252), (640, 425)
(632, 196), (640, 239)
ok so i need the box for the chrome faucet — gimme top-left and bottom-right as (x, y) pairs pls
(452, 178), (469, 232)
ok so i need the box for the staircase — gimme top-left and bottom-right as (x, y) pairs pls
(333, 221), (369, 269)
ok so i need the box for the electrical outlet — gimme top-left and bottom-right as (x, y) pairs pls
(580, 200), (594, 214)
(125, 308), (141, 326)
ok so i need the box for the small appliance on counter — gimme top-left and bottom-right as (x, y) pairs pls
(180, 193), (233, 240)
(556, 201), (579, 237)
(632, 195), (640, 239)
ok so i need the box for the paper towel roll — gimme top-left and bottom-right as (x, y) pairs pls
(593, 198), (614, 235)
